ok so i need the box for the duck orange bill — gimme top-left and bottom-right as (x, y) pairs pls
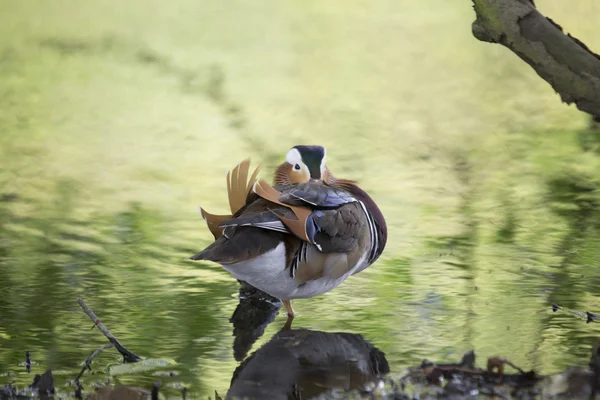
(252, 179), (312, 242)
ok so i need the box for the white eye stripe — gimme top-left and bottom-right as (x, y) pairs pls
(286, 148), (303, 166)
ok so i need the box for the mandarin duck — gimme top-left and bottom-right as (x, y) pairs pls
(190, 145), (386, 318)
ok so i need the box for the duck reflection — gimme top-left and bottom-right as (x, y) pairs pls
(227, 284), (389, 399)
(229, 281), (282, 361)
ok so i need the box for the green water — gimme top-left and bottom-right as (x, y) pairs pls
(1, 0), (600, 397)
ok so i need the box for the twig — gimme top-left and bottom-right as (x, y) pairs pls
(73, 343), (114, 384)
(422, 350), (539, 389)
(552, 304), (600, 323)
(77, 297), (142, 362)
(504, 359), (526, 375)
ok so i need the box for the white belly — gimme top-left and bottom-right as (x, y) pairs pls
(222, 242), (367, 300)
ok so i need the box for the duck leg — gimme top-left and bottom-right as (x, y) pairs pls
(283, 300), (295, 317)
(281, 300), (295, 331)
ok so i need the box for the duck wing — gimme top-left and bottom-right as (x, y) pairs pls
(227, 158), (262, 214)
(193, 181), (373, 283)
(189, 226), (284, 265)
(218, 196), (295, 235)
(286, 202), (371, 282)
(251, 180), (366, 250)
(191, 195), (298, 265)
(278, 181), (357, 208)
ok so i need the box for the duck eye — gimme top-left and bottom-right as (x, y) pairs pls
(294, 164), (301, 170)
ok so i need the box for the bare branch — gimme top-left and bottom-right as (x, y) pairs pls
(73, 343), (114, 384)
(77, 297), (142, 362)
(472, 0), (600, 119)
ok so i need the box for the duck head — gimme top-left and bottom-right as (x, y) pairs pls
(274, 145), (328, 185)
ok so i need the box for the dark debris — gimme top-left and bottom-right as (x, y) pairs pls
(30, 370), (54, 399)
(552, 303), (600, 323)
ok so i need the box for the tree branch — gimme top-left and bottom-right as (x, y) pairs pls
(472, 0), (600, 119)
(77, 297), (142, 362)
(73, 343), (114, 384)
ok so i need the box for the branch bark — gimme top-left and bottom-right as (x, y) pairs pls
(472, 0), (600, 119)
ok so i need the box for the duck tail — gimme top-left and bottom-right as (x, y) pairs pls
(189, 238), (223, 261)
(189, 233), (243, 264)
(189, 249), (208, 261)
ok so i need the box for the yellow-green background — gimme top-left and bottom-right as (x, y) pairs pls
(1, 0), (600, 397)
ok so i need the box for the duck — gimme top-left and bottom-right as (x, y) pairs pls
(190, 145), (387, 319)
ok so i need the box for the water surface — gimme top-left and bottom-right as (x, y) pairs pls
(1, 0), (600, 397)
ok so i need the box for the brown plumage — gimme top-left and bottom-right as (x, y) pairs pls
(191, 145), (387, 321)
(200, 159), (260, 239)
(193, 182), (368, 278)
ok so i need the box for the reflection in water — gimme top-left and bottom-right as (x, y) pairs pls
(230, 281), (281, 362)
(228, 329), (389, 399)
(227, 294), (389, 399)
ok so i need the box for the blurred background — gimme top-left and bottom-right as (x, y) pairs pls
(1, 0), (600, 397)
